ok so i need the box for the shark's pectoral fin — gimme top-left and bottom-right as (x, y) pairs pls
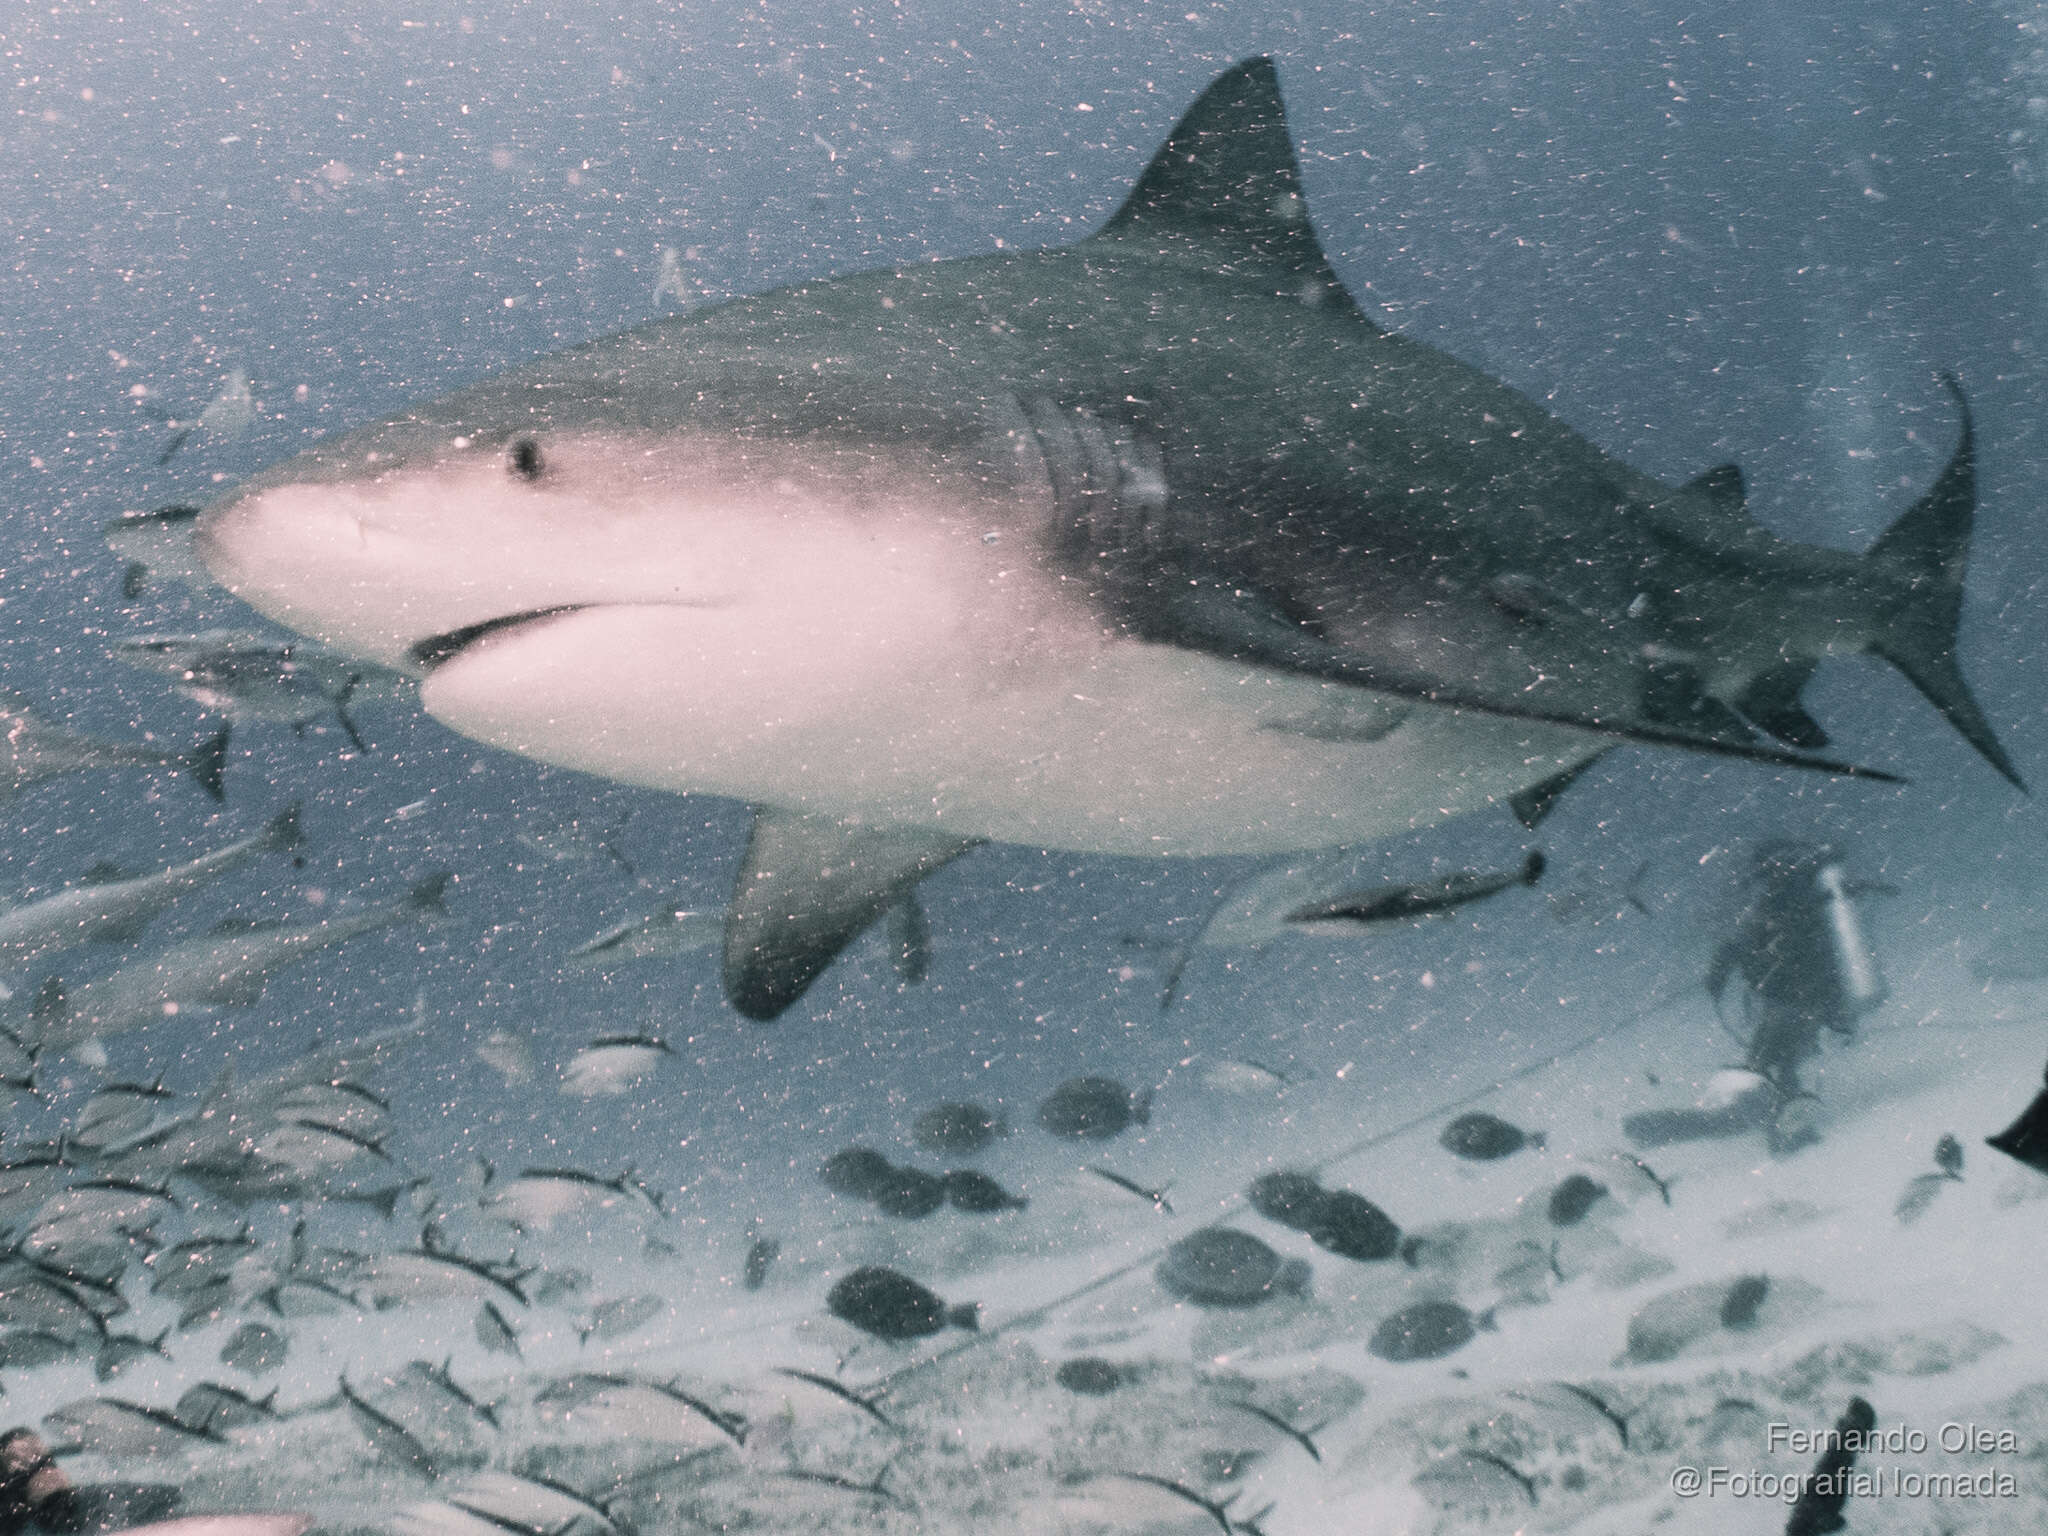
(723, 812), (977, 1021)
(1140, 579), (1897, 781)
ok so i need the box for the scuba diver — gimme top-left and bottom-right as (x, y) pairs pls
(1628, 841), (1894, 1156)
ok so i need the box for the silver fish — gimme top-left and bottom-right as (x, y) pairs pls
(577, 1294), (665, 1345)
(43, 1395), (224, 1457)
(478, 1167), (662, 1233)
(558, 1036), (671, 1098)
(339, 1376), (440, 1479)
(566, 901), (718, 967)
(217, 1320), (287, 1376)
(473, 1028), (535, 1085)
(474, 1301), (521, 1361)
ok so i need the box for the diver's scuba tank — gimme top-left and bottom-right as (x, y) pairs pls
(1814, 857), (1888, 1020)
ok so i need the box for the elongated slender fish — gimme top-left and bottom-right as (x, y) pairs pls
(0, 805), (301, 968)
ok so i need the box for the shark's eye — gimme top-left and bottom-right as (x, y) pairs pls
(509, 437), (544, 481)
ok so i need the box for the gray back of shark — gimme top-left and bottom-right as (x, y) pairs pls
(192, 60), (2017, 1024)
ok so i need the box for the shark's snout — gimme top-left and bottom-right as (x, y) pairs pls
(407, 607), (591, 672)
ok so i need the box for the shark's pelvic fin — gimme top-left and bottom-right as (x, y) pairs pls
(1863, 375), (2024, 791)
(1095, 57), (1360, 311)
(723, 812), (977, 1021)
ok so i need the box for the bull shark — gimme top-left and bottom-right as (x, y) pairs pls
(188, 59), (2019, 1021)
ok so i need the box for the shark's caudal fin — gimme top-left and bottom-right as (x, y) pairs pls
(1094, 57), (1360, 312)
(1863, 376), (2024, 792)
(722, 811), (977, 1021)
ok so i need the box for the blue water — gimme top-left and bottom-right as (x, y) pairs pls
(1, 4), (2045, 1526)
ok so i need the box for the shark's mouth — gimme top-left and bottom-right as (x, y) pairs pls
(407, 607), (591, 671)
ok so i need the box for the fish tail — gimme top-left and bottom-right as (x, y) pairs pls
(945, 1302), (981, 1332)
(405, 872), (454, 918)
(263, 802), (306, 854)
(187, 725), (232, 801)
(28, 976), (68, 1045)
(1864, 374), (2023, 791)
(334, 679), (370, 755)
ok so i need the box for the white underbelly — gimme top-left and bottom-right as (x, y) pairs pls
(418, 603), (1598, 857)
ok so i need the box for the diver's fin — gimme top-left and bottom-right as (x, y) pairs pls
(1735, 661), (1828, 749)
(1508, 753), (1607, 829)
(1144, 579), (1899, 780)
(723, 811), (978, 1021)
(1865, 375), (2024, 791)
(1095, 58), (1359, 310)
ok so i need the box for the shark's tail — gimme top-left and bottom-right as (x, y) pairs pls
(1862, 375), (2023, 792)
(186, 725), (232, 802)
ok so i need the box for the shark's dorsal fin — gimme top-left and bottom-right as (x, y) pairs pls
(1096, 58), (1357, 308)
(723, 811), (977, 1021)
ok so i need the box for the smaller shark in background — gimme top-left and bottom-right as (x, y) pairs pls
(0, 804), (302, 968)
(113, 629), (411, 754)
(0, 693), (228, 804)
(26, 875), (450, 1049)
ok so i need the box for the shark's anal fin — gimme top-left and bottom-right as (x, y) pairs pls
(1508, 752), (1608, 830)
(1735, 661), (1827, 749)
(723, 812), (976, 1021)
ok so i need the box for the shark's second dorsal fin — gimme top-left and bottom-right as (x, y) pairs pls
(1682, 464), (1747, 510)
(79, 861), (130, 886)
(722, 811), (977, 1022)
(1095, 58), (1357, 308)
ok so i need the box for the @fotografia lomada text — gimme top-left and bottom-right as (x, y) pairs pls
(1673, 1466), (2020, 1502)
